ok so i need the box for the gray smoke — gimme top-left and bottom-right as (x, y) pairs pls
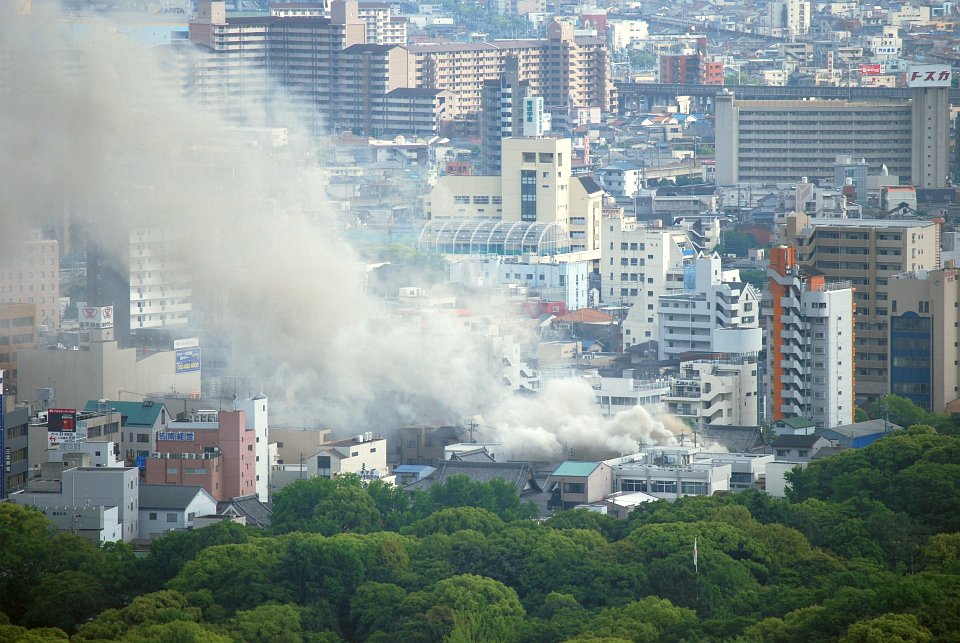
(0, 7), (689, 461)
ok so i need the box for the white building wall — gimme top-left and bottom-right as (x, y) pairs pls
(138, 491), (217, 540)
(236, 396), (270, 502)
(605, 222), (691, 346)
(803, 287), (855, 428)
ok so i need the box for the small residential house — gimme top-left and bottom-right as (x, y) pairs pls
(138, 484), (217, 541)
(546, 461), (614, 510)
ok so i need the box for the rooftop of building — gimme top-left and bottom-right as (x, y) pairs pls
(342, 43), (402, 53)
(770, 434), (827, 448)
(406, 460), (541, 495)
(217, 495), (271, 528)
(551, 460), (602, 477)
(82, 400), (165, 427)
(799, 217), (938, 229)
(139, 484), (211, 510)
(820, 419), (903, 438)
(556, 308), (616, 324)
(578, 176), (603, 194)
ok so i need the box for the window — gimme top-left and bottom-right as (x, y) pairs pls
(149, 512), (158, 520)
(453, 195), (470, 204)
(621, 479), (647, 492)
(651, 480), (677, 493)
(136, 434), (149, 443)
(522, 152), (536, 162)
(681, 481), (707, 495)
(539, 153), (554, 163)
(473, 196), (489, 204)
(563, 482), (585, 493)
(166, 513), (177, 523)
(166, 467), (178, 474)
(776, 449), (788, 457)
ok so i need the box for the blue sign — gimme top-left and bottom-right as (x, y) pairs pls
(175, 348), (201, 373)
(157, 431), (195, 441)
(135, 455), (147, 471)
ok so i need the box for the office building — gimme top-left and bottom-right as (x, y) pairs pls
(424, 137), (603, 253)
(909, 65), (952, 188)
(887, 269), (960, 412)
(785, 214), (939, 404)
(767, 246), (855, 429)
(605, 222), (694, 346)
(81, 400), (169, 468)
(16, 326), (200, 411)
(9, 463), (139, 543)
(2, 401), (30, 498)
(144, 409), (256, 502)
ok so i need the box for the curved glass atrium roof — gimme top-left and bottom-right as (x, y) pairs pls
(418, 219), (569, 256)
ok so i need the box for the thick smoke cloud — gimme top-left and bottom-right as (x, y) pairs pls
(0, 8), (689, 461)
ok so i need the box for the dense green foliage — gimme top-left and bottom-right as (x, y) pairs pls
(3, 430), (960, 641)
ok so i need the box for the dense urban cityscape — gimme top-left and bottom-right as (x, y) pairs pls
(1, 0), (959, 640)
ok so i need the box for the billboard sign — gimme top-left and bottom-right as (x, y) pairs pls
(175, 348), (201, 374)
(47, 408), (78, 433)
(80, 305), (114, 329)
(907, 65), (953, 88)
(859, 63), (882, 76)
(173, 337), (200, 350)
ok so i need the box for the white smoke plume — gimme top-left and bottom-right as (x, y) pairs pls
(0, 7), (690, 462)
(486, 379), (685, 461)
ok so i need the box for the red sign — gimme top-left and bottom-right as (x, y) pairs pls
(48, 408), (78, 433)
(860, 64), (882, 76)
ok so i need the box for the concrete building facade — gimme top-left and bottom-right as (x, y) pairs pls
(662, 357), (760, 428)
(16, 328), (201, 411)
(0, 232), (59, 332)
(767, 246), (855, 429)
(426, 137), (603, 253)
(144, 409), (256, 502)
(656, 253), (760, 361)
(9, 463), (139, 542)
(0, 303), (36, 394)
(716, 94), (914, 185)
(785, 215), (939, 404)
(887, 269), (960, 412)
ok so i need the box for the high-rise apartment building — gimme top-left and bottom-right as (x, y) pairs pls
(785, 214), (940, 404)
(480, 57), (535, 175)
(270, 1), (407, 44)
(716, 94), (914, 185)
(657, 253), (760, 361)
(767, 246), (855, 430)
(408, 20), (612, 127)
(188, 3), (610, 136)
(0, 232), (59, 332)
(887, 269), (960, 412)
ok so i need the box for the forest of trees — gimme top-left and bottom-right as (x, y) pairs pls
(2, 425), (959, 642)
